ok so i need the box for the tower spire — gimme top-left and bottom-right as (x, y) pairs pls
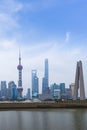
(17, 50), (23, 98)
(19, 48), (21, 65)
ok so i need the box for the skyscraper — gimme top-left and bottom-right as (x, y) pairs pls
(42, 59), (49, 94)
(73, 60), (85, 100)
(32, 70), (39, 98)
(1, 81), (7, 98)
(26, 88), (31, 99)
(8, 81), (18, 100)
(60, 83), (65, 94)
(17, 51), (23, 98)
(50, 83), (60, 97)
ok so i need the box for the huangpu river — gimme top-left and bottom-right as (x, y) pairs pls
(0, 109), (87, 130)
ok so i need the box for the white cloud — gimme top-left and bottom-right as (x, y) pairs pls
(0, 39), (18, 51)
(0, 13), (19, 32)
(0, 39), (18, 83)
(65, 32), (70, 42)
(0, 0), (23, 13)
(0, 0), (23, 35)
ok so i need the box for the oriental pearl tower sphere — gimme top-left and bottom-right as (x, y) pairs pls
(17, 52), (23, 98)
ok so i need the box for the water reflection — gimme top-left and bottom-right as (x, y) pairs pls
(72, 109), (87, 130)
(0, 109), (87, 130)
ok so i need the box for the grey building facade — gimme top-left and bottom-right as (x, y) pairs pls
(73, 61), (85, 100)
(42, 59), (49, 94)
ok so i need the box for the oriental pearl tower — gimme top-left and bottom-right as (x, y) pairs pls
(17, 51), (23, 98)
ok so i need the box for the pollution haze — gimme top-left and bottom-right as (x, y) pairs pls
(0, 0), (87, 96)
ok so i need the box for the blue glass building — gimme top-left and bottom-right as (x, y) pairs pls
(60, 83), (65, 94)
(1, 81), (7, 99)
(50, 83), (60, 96)
(8, 81), (18, 100)
(32, 70), (39, 98)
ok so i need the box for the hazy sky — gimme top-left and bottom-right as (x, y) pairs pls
(0, 0), (87, 96)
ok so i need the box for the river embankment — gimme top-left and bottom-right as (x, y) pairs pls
(0, 100), (87, 110)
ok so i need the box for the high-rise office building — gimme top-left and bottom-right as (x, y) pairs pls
(65, 88), (72, 100)
(1, 81), (7, 98)
(50, 83), (59, 96)
(60, 83), (65, 94)
(69, 83), (75, 99)
(32, 70), (39, 98)
(73, 60), (85, 100)
(42, 59), (49, 94)
(0, 90), (1, 98)
(17, 51), (23, 98)
(26, 88), (30, 99)
(7, 81), (18, 100)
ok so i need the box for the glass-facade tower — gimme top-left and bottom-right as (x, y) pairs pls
(32, 70), (39, 98)
(42, 59), (49, 94)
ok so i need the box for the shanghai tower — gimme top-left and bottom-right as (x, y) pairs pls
(42, 59), (49, 94)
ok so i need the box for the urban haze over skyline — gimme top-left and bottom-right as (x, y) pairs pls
(0, 0), (87, 95)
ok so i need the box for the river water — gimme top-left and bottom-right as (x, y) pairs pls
(0, 109), (87, 130)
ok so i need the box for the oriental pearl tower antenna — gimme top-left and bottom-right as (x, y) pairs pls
(17, 50), (23, 98)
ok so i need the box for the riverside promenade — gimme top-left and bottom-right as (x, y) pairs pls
(0, 100), (87, 109)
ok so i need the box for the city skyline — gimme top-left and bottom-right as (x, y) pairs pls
(0, 0), (87, 95)
(0, 57), (86, 97)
